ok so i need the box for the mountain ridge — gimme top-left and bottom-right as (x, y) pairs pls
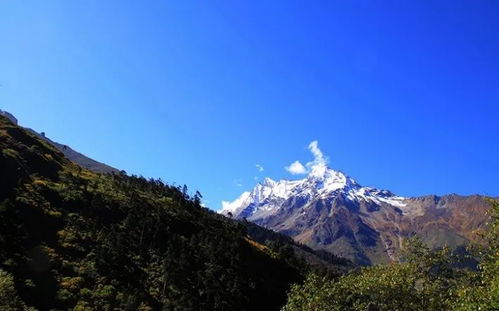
(0, 109), (118, 174)
(221, 165), (492, 265)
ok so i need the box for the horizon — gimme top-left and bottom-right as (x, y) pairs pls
(1, 1), (498, 210)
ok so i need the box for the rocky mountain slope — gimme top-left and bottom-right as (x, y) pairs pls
(1, 109), (118, 173)
(221, 163), (491, 265)
(27, 129), (119, 174)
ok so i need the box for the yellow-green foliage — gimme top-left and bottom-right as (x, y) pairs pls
(60, 276), (84, 291)
(454, 199), (499, 310)
(43, 153), (54, 161)
(282, 200), (499, 311)
(283, 258), (458, 311)
(33, 178), (49, 187)
(0, 270), (36, 311)
(2, 148), (19, 158)
(245, 237), (270, 253)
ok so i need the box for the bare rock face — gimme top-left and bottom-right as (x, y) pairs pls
(221, 167), (492, 265)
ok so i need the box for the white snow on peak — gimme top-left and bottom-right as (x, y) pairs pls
(261, 177), (276, 187)
(220, 166), (410, 218)
(312, 168), (358, 192)
(309, 162), (328, 178)
(220, 142), (411, 218)
(347, 187), (407, 208)
(221, 191), (251, 214)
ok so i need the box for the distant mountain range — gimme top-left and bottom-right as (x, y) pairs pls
(221, 163), (492, 265)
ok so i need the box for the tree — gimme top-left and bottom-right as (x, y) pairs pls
(454, 199), (499, 310)
(0, 269), (35, 311)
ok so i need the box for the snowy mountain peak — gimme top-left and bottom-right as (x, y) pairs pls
(219, 141), (487, 265)
(220, 141), (407, 219)
(306, 167), (359, 191)
(308, 162), (328, 178)
(261, 177), (276, 187)
(220, 165), (407, 219)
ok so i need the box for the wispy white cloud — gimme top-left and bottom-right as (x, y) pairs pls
(234, 179), (243, 187)
(255, 164), (264, 172)
(285, 160), (307, 175)
(306, 140), (329, 171)
(285, 140), (329, 175)
(307, 141), (326, 165)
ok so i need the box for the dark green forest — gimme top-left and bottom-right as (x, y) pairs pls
(0, 115), (349, 310)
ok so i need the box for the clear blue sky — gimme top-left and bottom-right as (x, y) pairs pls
(1, 1), (498, 209)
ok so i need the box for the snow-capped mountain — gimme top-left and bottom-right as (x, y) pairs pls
(221, 165), (491, 265)
(221, 165), (407, 220)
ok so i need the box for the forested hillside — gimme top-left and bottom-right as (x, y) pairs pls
(282, 200), (499, 311)
(0, 115), (349, 311)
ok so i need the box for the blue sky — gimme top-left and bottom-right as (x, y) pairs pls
(1, 1), (498, 209)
